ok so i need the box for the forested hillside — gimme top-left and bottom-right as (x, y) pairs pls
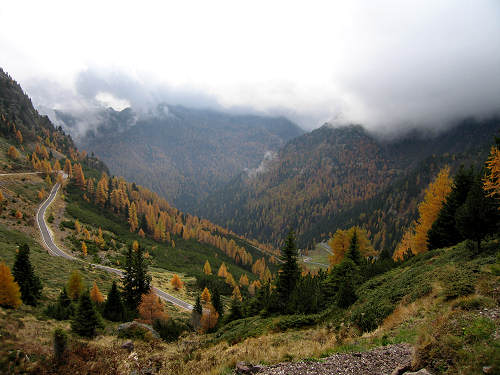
(0, 66), (278, 302)
(56, 105), (304, 211)
(198, 120), (499, 250)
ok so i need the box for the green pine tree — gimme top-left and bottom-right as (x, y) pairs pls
(53, 328), (68, 365)
(122, 244), (151, 311)
(428, 165), (474, 249)
(191, 295), (203, 329)
(274, 231), (301, 313)
(71, 291), (101, 337)
(103, 281), (124, 322)
(456, 176), (499, 252)
(12, 244), (42, 306)
(345, 229), (362, 266)
(226, 297), (243, 323)
(322, 258), (360, 309)
(212, 288), (224, 318)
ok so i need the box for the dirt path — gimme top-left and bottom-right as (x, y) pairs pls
(252, 343), (414, 375)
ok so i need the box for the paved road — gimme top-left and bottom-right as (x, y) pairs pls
(0, 171), (43, 177)
(302, 256), (329, 268)
(36, 181), (193, 310)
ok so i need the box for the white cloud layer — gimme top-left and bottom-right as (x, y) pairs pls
(1, 0), (499, 130)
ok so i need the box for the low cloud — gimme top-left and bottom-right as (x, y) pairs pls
(245, 151), (277, 178)
(6, 1), (499, 134)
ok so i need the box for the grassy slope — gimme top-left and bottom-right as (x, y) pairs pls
(64, 183), (259, 282)
(3, 237), (497, 375)
(210, 240), (500, 374)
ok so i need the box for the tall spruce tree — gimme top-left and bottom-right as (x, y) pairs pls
(428, 166), (474, 249)
(103, 281), (124, 322)
(13, 244), (42, 306)
(345, 229), (362, 266)
(456, 175), (499, 252)
(122, 243), (151, 311)
(212, 288), (224, 318)
(71, 291), (101, 337)
(191, 295), (203, 330)
(274, 231), (301, 313)
(46, 287), (74, 320)
(322, 258), (359, 309)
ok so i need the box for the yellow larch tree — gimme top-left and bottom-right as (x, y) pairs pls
(53, 159), (61, 171)
(412, 166), (452, 255)
(73, 163), (86, 187)
(201, 287), (211, 304)
(232, 285), (242, 301)
(483, 145), (500, 208)
(37, 189), (46, 201)
(138, 290), (168, 324)
(217, 263), (228, 278)
(200, 303), (218, 332)
(0, 262), (22, 308)
(15, 129), (23, 144)
(170, 274), (184, 290)
(328, 226), (377, 266)
(90, 281), (104, 304)
(7, 146), (19, 159)
(81, 241), (87, 257)
(239, 273), (249, 287)
(128, 202), (138, 232)
(203, 260), (212, 275)
(74, 219), (81, 234)
(67, 270), (84, 300)
(393, 166), (452, 260)
(64, 159), (72, 177)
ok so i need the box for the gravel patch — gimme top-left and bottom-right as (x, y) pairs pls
(253, 343), (414, 375)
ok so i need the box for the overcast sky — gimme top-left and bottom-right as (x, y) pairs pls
(1, 0), (499, 131)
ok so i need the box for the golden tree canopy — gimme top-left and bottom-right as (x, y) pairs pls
(217, 262), (228, 278)
(484, 145), (500, 208)
(232, 285), (242, 301)
(203, 260), (212, 275)
(170, 274), (184, 290)
(200, 303), (218, 332)
(201, 287), (211, 304)
(90, 281), (104, 304)
(393, 166), (452, 260)
(328, 226), (376, 266)
(0, 262), (21, 308)
(138, 289), (168, 324)
(7, 145), (19, 159)
(67, 270), (84, 300)
(239, 273), (249, 287)
(81, 241), (87, 256)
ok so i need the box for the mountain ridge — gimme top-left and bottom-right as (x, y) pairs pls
(196, 117), (499, 249)
(54, 104), (305, 212)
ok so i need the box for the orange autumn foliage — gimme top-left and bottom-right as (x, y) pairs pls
(393, 166), (452, 260)
(200, 303), (219, 332)
(328, 226), (376, 266)
(90, 281), (104, 304)
(170, 274), (184, 290)
(201, 287), (211, 304)
(483, 146), (500, 209)
(0, 262), (21, 308)
(138, 290), (168, 324)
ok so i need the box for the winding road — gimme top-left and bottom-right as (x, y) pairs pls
(36, 181), (193, 310)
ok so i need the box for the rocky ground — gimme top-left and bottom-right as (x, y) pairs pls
(236, 343), (416, 375)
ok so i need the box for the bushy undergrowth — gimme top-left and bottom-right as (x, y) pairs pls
(153, 318), (189, 342)
(350, 241), (498, 333)
(415, 311), (499, 374)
